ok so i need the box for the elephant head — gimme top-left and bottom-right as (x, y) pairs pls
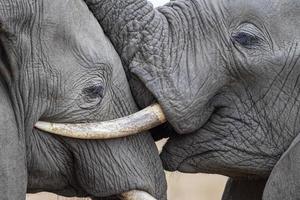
(0, 0), (167, 199)
(84, 0), (300, 199)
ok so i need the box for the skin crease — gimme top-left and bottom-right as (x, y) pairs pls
(84, 0), (300, 199)
(0, 0), (167, 200)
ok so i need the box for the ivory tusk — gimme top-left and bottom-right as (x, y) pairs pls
(120, 190), (157, 200)
(35, 103), (166, 139)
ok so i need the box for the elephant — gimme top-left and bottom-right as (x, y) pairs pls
(84, 0), (300, 199)
(0, 0), (167, 199)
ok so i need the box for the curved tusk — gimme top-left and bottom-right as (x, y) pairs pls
(35, 103), (166, 139)
(120, 190), (157, 200)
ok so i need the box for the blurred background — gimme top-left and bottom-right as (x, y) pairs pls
(26, 0), (228, 199)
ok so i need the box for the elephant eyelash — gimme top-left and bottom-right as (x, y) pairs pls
(77, 82), (106, 110)
(82, 84), (105, 99)
(231, 22), (267, 50)
(231, 31), (262, 49)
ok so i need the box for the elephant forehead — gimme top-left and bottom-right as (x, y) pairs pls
(226, 0), (299, 19)
(41, 0), (123, 75)
(277, 0), (300, 16)
(269, 0), (300, 41)
(224, 0), (300, 41)
(277, 0), (300, 33)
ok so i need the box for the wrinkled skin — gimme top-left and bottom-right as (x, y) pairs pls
(85, 0), (300, 199)
(0, 0), (167, 199)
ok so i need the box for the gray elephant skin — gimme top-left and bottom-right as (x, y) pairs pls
(85, 0), (300, 199)
(0, 0), (167, 199)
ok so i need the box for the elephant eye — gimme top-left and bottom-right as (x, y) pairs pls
(82, 84), (104, 99)
(79, 83), (105, 109)
(232, 31), (261, 48)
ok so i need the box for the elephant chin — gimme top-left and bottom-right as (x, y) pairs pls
(159, 127), (271, 178)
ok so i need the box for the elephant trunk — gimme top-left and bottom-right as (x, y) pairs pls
(84, 0), (166, 110)
(85, 0), (228, 134)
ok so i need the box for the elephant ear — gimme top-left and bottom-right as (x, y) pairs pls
(0, 81), (27, 199)
(222, 178), (266, 200)
(263, 134), (300, 200)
